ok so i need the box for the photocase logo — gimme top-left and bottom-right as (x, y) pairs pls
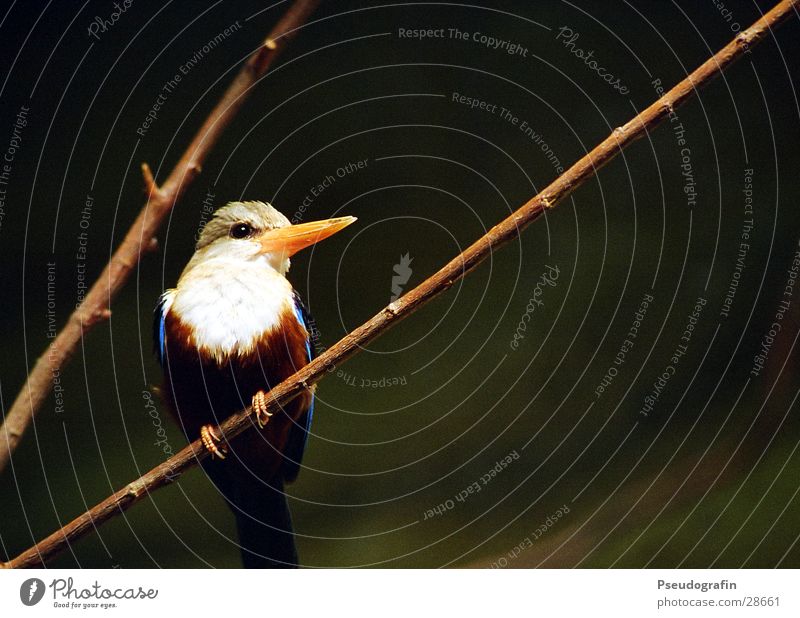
(20, 578), (45, 606)
(390, 253), (413, 301)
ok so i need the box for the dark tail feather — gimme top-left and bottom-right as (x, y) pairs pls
(229, 475), (298, 568)
(200, 456), (298, 568)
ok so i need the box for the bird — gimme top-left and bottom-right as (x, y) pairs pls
(153, 200), (356, 568)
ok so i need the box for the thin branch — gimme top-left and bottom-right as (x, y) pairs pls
(0, 0), (322, 474)
(3, 0), (796, 569)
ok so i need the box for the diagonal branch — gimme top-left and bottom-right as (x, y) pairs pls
(2, 0), (797, 569)
(0, 0), (322, 474)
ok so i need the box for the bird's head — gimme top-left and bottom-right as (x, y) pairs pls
(194, 201), (356, 275)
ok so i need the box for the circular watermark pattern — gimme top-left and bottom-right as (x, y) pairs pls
(0, 1), (798, 573)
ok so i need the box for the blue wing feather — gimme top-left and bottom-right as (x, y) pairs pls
(281, 292), (317, 483)
(153, 292), (170, 368)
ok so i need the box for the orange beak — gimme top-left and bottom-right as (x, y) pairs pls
(258, 216), (357, 257)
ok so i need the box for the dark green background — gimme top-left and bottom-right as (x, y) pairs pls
(1, 0), (799, 567)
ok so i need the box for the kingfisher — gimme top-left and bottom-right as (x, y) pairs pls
(154, 200), (356, 568)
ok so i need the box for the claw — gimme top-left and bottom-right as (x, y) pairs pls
(200, 425), (226, 459)
(252, 390), (272, 428)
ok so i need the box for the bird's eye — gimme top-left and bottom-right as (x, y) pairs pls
(229, 223), (254, 239)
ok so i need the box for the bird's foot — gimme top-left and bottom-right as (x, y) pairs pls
(252, 390), (273, 428)
(200, 425), (227, 459)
